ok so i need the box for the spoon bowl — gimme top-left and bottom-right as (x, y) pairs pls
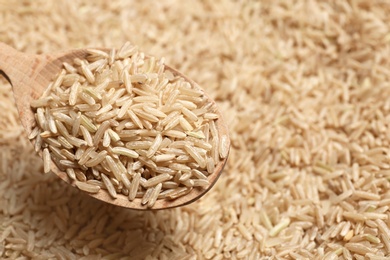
(0, 42), (230, 210)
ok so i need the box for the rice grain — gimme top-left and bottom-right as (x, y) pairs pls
(101, 174), (117, 199)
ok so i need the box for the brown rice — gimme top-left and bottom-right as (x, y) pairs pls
(30, 42), (225, 208)
(2, 0), (390, 259)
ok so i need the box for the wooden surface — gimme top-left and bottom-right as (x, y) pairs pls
(0, 42), (230, 210)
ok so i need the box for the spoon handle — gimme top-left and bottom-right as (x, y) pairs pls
(0, 42), (42, 85)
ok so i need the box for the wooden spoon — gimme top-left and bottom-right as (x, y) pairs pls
(0, 42), (230, 210)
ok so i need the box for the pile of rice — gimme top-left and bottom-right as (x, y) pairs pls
(30, 42), (227, 208)
(1, 0), (390, 259)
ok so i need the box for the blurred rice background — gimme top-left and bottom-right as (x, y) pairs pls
(1, 0), (390, 259)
